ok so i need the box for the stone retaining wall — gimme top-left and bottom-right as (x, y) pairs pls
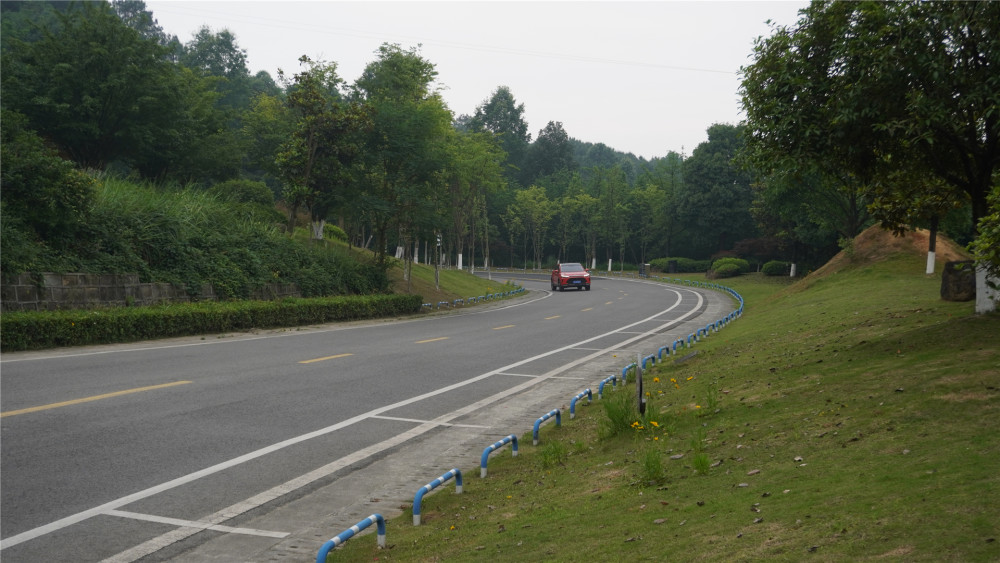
(0, 273), (301, 312)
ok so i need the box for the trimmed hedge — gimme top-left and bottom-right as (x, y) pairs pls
(762, 260), (791, 276)
(0, 294), (423, 352)
(648, 257), (712, 273)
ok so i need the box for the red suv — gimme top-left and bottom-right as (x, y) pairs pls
(551, 262), (591, 291)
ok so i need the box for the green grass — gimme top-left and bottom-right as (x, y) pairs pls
(329, 252), (999, 562)
(390, 261), (521, 306)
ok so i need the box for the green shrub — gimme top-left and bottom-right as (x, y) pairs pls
(762, 260), (790, 276)
(712, 263), (741, 278)
(710, 257), (750, 274)
(324, 224), (348, 242)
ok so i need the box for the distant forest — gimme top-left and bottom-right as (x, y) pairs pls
(3, 0), (994, 287)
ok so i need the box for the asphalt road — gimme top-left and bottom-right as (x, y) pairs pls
(0, 274), (736, 561)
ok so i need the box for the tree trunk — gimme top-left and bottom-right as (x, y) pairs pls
(926, 216), (939, 275)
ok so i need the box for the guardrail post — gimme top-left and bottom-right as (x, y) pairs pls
(569, 389), (592, 419)
(621, 362), (637, 384)
(598, 375), (616, 399)
(658, 345), (670, 361)
(641, 354), (656, 370)
(532, 409), (561, 445)
(413, 469), (463, 525)
(316, 514), (386, 561)
(480, 434), (518, 478)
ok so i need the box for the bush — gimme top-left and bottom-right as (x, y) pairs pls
(712, 263), (741, 278)
(762, 260), (790, 276)
(324, 224), (348, 242)
(711, 257), (750, 274)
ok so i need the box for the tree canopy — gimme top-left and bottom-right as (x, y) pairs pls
(740, 1), (999, 266)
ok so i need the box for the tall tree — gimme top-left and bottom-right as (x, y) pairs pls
(589, 165), (630, 269)
(511, 186), (554, 269)
(637, 151), (685, 257)
(469, 85), (531, 179)
(520, 121), (576, 187)
(444, 130), (506, 271)
(352, 43), (452, 267)
(1, 2), (223, 179)
(741, 1), (1000, 290)
(678, 124), (756, 257)
(111, 0), (176, 49)
(277, 56), (366, 239)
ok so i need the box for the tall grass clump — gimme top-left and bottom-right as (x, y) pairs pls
(598, 388), (640, 439)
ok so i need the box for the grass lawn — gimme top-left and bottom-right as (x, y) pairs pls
(329, 238), (999, 562)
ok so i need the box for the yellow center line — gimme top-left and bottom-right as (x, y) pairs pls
(545, 315), (561, 320)
(605, 301), (613, 305)
(416, 337), (449, 344)
(493, 325), (515, 330)
(1, 381), (192, 418)
(299, 353), (353, 364)
(581, 308), (593, 312)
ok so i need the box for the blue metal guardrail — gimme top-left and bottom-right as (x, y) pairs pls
(315, 513), (385, 562)
(412, 469), (462, 525)
(532, 408), (561, 446)
(597, 374), (616, 399)
(569, 389), (592, 419)
(480, 434), (518, 477)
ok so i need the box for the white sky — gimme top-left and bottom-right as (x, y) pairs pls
(145, 1), (807, 160)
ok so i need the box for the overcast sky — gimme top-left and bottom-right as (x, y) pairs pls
(145, 1), (807, 160)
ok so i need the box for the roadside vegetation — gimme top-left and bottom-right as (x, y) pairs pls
(330, 242), (998, 562)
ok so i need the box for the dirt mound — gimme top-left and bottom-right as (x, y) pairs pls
(808, 224), (970, 280)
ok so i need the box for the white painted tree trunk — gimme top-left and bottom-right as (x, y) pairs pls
(926, 251), (936, 275)
(790, 263), (797, 277)
(311, 219), (326, 240)
(975, 264), (998, 314)
(457, 253), (463, 270)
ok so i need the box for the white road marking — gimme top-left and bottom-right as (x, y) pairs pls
(104, 510), (288, 539)
(500, 373), (587, 380)
(371, 415), (489, 428)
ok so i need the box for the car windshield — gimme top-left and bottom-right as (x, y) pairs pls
(561, 263), (585, 272)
